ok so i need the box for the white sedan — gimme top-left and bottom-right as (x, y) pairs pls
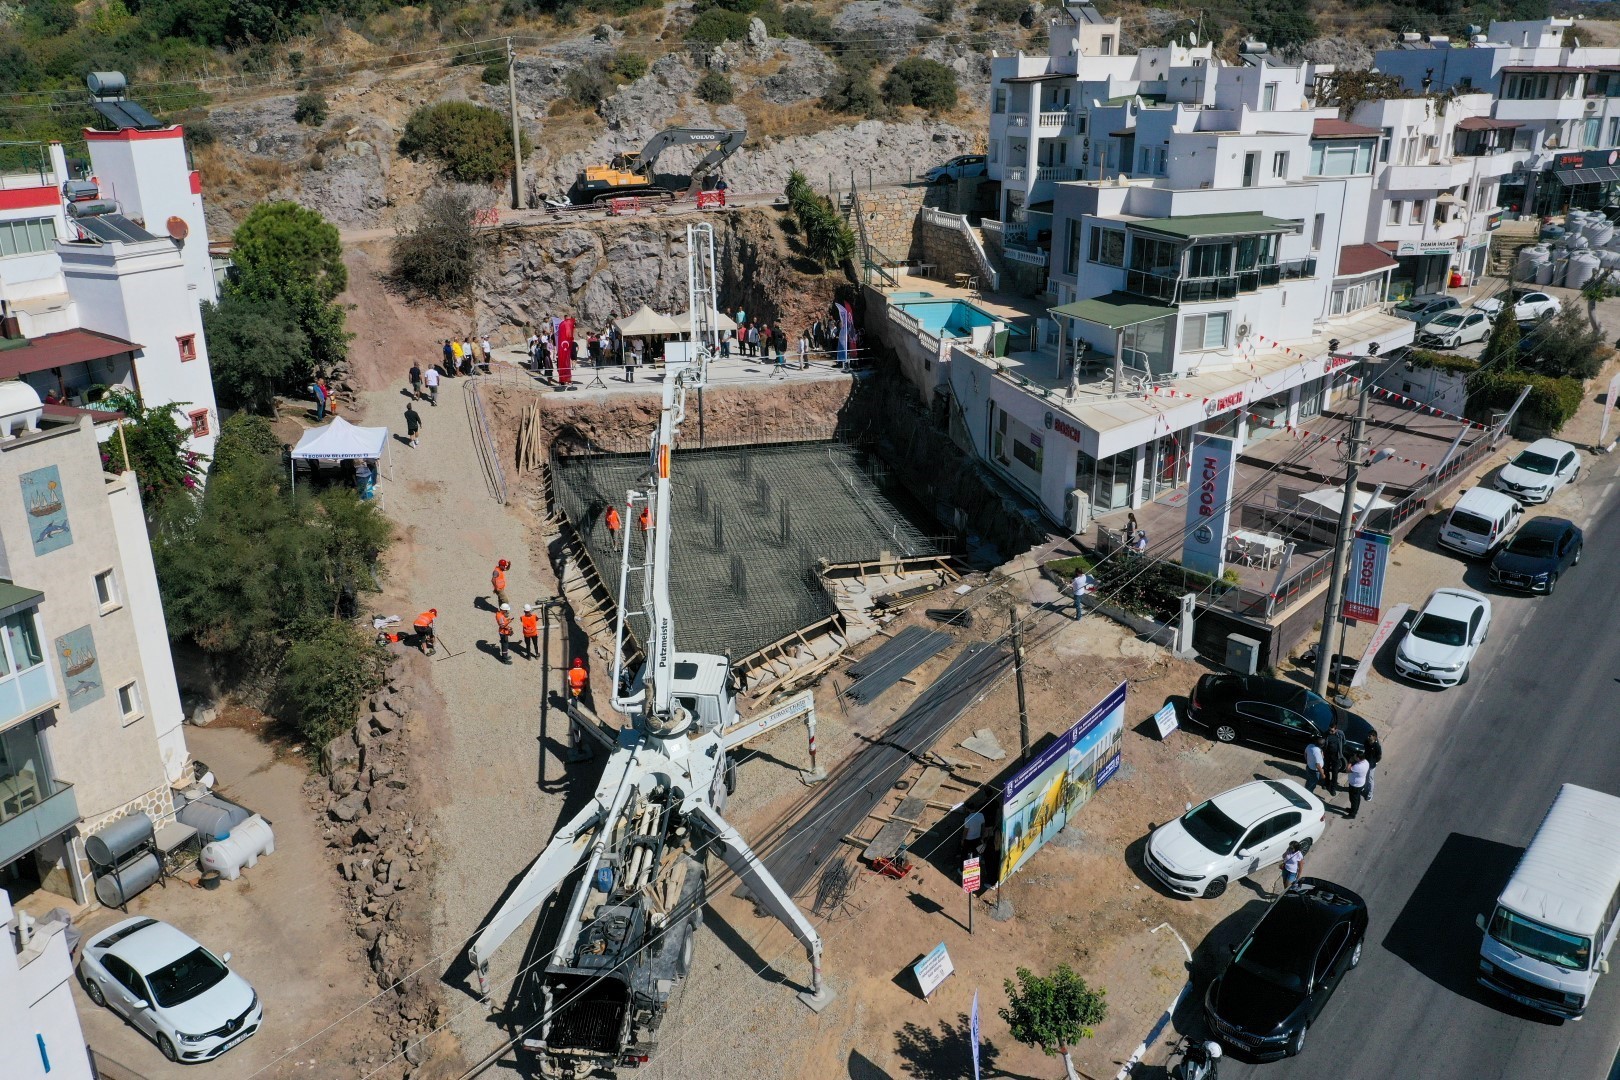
(1146, 779), (1327, 899)
(1494, 438), (1582, 504)
(1416, 309), (1492, 348)
(79, 917), (263, 1063)
(1394, 588), (1492, 688)
(1473, 290), (1560, 323)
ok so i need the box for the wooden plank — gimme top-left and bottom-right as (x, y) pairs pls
(908, 766), (948, 802)
(891, 796), (927, 824)
(862, 818), (914, 863)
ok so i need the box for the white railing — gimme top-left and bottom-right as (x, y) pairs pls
(1009, 115), (1029, 128)
(1003, 247), (1048, 266)
(1005, 167), (1027, 183)
(980, 219), (1005, 238)
(1036, 166), (1079, 182)
(1038, 111), (1074, 129)
(920, 207), (1001, 291)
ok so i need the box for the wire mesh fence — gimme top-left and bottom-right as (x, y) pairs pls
(552, 442), (942, 659)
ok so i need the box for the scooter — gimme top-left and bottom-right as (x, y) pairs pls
(1169, 1037), (1222, 1080)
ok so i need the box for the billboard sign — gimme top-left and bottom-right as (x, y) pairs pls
(1182, 433), (1236, 577)
(1341, 530), (1391, 623)
(1000, 681), (1127, 882)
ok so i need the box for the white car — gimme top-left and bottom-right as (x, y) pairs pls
(1494, 438), (1581, 504)
(1416, 309), (1492, 348)
(1393, 294), (1461, 327)
(1394, 588), (1492, 688)
(79, 917), (263, 1064)
(1473, 290), (1560, 323)
(1146, 779), (1327, 900)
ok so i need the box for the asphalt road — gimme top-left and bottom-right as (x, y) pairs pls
(1223, 458), (1620, 1080)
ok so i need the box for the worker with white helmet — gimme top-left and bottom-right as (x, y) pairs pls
(494, 603), (515, 664)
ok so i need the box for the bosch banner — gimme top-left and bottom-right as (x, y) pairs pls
(1341, 530), (1390, 623)
(1181, 433), (1236, 577)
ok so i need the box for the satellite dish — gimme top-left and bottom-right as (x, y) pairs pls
(166, 216), (189, 240)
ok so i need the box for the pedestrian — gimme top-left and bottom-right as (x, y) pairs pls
(1280, 840), (1305, 892)
(409, 361), (422, 400)
(422, 364), (440, 406)
(605, 505), (622, 538)
(639, 505), (651, 532)
(313, 377), (329, 421)
(521, 604), (540, 659)
(354, 457), (374, 499)
(1345, 751), (1370, 819)
(495, 603), (514, 664)
(624, 339), (637, 383)
(527, 328), (540, 367)
(568, 657), (588, 700)
(720, 327), (731, 359)
(404, 403), (421, 448)
(480, 334), (493, 368)
(1130, 529), (1149, 554)
(748, 323), (761, 358)
(772, 325), (788, 370)
(1303, 736), (1327, 795)
(798, 330), (810, 369)
(735, 324), (747, 357)
(413, 608), (437, 655)
(1126, 511), (1139, 538)
(1322, 721), (1347, 798)
(450, 338), (465, 373)
(491, 559), (510, 609)
(460, 340), (474, 376)
(1070, 567), (1097, 620)
(442, 339), (455, 374)
(1362, 731), (1383, 802)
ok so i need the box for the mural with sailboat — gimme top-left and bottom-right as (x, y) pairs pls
(20, 465), (73, 556)
(55, 625), (103, 711)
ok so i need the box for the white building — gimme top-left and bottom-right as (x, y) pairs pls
(1374, 19), (1620, 218)
(0, 86), (220, 459)
(0, 384), (189, 909)
(0, 890), (94, 1080)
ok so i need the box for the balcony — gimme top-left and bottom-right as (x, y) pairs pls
(1004, 246), (1049, 266)
(1494, 96), (1588, 122)
(1036, 165), (1079, 182)
(1037, 110), (1081, 133)
(1125, 258), (1317, 304)
(1384, 160), (1472, 190)
(1005, 167), (1028, 184)
(0, 777), (79, 868)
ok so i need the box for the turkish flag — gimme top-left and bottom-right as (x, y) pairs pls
(557, 316), (576, 384)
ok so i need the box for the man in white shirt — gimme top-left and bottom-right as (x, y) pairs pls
(1070, 568), (1097, 620)
(1344, 751), (1370, 820)
(422, 364), (440, 406)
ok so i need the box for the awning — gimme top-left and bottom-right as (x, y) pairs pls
(1555, 167), (1620, 186)
(1456, 116), (1522, 131)
(1337, 243), (1398, 278)
(1049, 292), (1175, 330)
(1132, 212), (1298, 240)
(1298, 486), (1395, 517)
(0, 582), (44, 622)
(1312, 118), (1383, 139)
(1003, 72), (1070, 84)
(615, 304), (680, 337)
(290, 416), (389, 461)
(0, 328), (141, 380)
(1501, 65), (1593, 73)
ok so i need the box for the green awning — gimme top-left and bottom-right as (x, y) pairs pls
(1049, 292), (1175, 330)
(1133, 212), (1298, 240)
(0, 582), (44, 621)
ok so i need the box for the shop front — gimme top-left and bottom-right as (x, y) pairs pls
(1532, 150), (1620, 217)
(1387, 240), (1457, 301)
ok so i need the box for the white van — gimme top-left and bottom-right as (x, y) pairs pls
(1438, 488), (1523, 557)
(1477, 784), (1620, 1019)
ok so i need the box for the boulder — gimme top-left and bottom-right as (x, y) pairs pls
(330, 791), (366, 822)
(324, 735), (361, 774)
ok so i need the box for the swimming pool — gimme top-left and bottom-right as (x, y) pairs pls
(886, 290), (937, 301)
(893, 299), (1000, 338)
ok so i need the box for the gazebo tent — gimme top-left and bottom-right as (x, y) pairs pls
(669, 307), (739, 334)
(289, 416), (393, 490)
(615, 305), (681, 337)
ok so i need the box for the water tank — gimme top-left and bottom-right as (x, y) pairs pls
(1541, 223), (1566, 242)
(94, 851), (160, 908)
(86, 813), (154, 868)
(1568, 251), (1602, 290)
(199, 815), (276, 881)
(0, 382), (43, 441)
(1565, 232), (1588, 251)
(87, 71), (128, 98)
(1599, 250), (1620, 270)
(1536, 254), (1557, 286)
(176, 794), (252, 841)
(1589, 220), (1614, 247)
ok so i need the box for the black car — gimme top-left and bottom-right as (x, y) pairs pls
(1488, 516), (1582, 594)
(1205, 878), (1369, 1060)
(1186, 675), (1377, 755)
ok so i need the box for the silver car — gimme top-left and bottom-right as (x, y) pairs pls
(1393, 294), (1460, 327)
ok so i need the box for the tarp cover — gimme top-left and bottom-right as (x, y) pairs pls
(616, 304), (681, 336)
(290, 416), (389, 461)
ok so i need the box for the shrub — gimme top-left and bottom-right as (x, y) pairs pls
(277, 618), (387, 750)
(1467, 369), (1586, 433)
(687, 8), (753, 43)
(1403, 348), (1479, 376)
(565, 67), (613, 108)
(611, 52), (648, 81)
(400, 100), (530, 185)
(696, 69), (734, 103)
(973, 0), (1024, 21)
(822, 70), (882, 116)
(482, 58), (508, 85)
(201, 293), (307, 413)
(781, 3), (833, 39)
(928, 0), (955, 21)
(391, 187), (485, 300)
(293, 92), (328, 126)
(883, 57), (957, 111)
(99, 389), (206, 514)
(1522, 301), (1610, 380)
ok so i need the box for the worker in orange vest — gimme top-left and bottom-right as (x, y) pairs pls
(413, 609), (437, 655)
(520, 604), (540, 659)
(605, 505), (622, 537)
(568, 657), (588, 699)
(491, 559), (510, 609)
(638, 506), (651, 532)
(494, 603), (514, 664)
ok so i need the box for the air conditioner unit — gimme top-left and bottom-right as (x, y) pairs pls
(1068, 489), (1091, 532)
(1586, 100), (1600, 111)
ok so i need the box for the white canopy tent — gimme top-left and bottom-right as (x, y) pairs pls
(615, 305), (681, 337)
(1298, 485), (1395, 517)
(669, 307), (738, 334)
(289, 416), (393, 492)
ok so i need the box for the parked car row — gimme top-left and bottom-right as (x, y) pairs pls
(1398, 289), (1562, 349)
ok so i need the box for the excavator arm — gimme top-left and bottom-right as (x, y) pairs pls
(632, 127), (746, 180)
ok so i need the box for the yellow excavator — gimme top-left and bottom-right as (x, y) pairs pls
(571, 126), (746, 204)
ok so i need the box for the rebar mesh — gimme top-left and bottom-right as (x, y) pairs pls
(553, 442), (941, 658)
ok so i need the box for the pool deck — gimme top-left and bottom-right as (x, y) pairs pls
(879, 271), (1052, 326)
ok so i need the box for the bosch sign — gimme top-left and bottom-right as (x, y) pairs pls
(1196, 455), (1222, 517)
(1204, 391), (1245, 416)
(1043, 413), (1084, 443)
(1341, 530), (1390, 623)
(1181, 433), (1235, 577)
(1324, 352), (1356, 374)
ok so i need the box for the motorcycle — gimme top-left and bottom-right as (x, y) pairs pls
(1168, 1037), (1222, 1080)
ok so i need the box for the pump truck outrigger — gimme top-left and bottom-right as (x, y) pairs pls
(466, 222), (832, 1080)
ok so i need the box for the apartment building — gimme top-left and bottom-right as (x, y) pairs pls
(1375, 18), (1620, 217)
(0, 78), (220, 459)
(0, 383), (188, 909)
(0, 891), (94, 1080)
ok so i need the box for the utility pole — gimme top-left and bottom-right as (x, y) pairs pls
(1312, 342), (1383, 700)
(1011, 614), (1030, 759)
(507, 37), (524, 211)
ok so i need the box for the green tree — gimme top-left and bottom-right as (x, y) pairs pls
(391, 187), (484, 300)
(696, 70), (735, 104)
(400, 100), (530, 185)
(823, 70), (881, 116)
(1481, 299), (1522, 372)
(999, 965), (1109, 1080)
(201, 294), (306, 413)
(882, 57), (957, 111)
(687, 8), (753, 43)
(100, 388), (206, 514)
(232, 201), (347, 302)
(611, 52), (648, 81)
(1523, 300), (1608, 380)
(783, 171), (854, 270)
(293, 91), (328, 126)
(276, 618), (386, 748)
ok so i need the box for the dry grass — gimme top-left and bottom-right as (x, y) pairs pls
(738, 95), (845, 141)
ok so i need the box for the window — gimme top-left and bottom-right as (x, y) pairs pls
(95, 569), (119, 611)
(1310, 143), (1365, 177)
(993, 89), (1007, 114)
(1187, 242), (1232, 278)
(1379, 127), (1392, 163)
(1585, 117), (1601, 149)
(1138, 146), (1165, 174)
(177, 334), (197, 362)
(1315, 924), (1351, 985)
(1262, 82), (1278, 110)
(1311, 213), (1325, 251)
(1242, 152), (1260, 187)
(118, 680), (142, 721)
(1065, 219), (1082, 275)
(1408, 200), (1425, 224)
(1272, 151), (1289, 178)
(188, 408), (210, 437)
(1011, 439), (1040, 470)
(1099, 34), (1114, 55)
(1332, 278), (1381, 315)
(1088, 226), (1125, 266)
(1130, 234), (1178, 275)
(0, 216), (56, 258)
(1609, 118), (1620, 147)
(1, 613), (43, 674)
(1183, 311), (1229, 351)
(1387, 200), (1403, 225)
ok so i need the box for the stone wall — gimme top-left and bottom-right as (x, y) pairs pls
(849, 184), (946, 263)
(917, 214), (986, 285)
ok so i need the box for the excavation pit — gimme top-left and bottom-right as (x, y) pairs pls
(552, 442), (945, 661)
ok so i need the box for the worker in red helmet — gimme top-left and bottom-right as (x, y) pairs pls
(638, 506), (651, 532)
(491, 559), (510, 609)
(568, 657), (588, 700)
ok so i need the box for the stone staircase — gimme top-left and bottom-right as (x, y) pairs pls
(1488, 218), (1542, 279)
